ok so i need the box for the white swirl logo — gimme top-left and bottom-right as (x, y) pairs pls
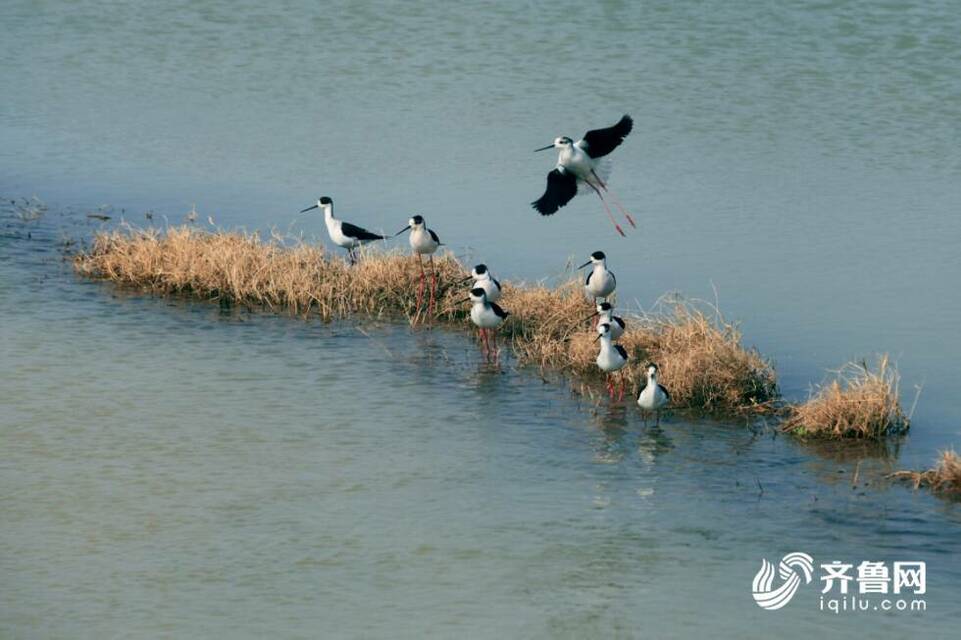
(752, 552), (815, 610)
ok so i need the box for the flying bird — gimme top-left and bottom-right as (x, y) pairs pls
(300, 196), (385, 265)
(531, 115), (636, 237)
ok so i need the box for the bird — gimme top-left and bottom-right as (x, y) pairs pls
(595, 322), (629, 400)
(531, 114), (636, 237)
(592, 302), (625, 339)
(395, 215), (442, 317)
(460, 264), (502, 303)
(300, 196), (385, 265)
(637, 363), (671, 425)
(579, 251), (616, 304)
(466, 287), (509, 360)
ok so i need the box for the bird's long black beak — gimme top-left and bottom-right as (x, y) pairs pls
(460, 297), (473, 304)
(458, 275), (473, 284)
(577, 260), (592, 269)
(534, 144), (554, 152)
(593, 332), (602, 342)
(394, 225), (411, 236)
(582, 312), (598, 323)
(300, 204), (318, 213)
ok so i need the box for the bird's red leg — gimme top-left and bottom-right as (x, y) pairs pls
(415, 255), (425, 323)
(592, 170), (636, 229)
(428, 254), (437, 318)
(587, 182), (625, 237)
(491, 330), (498, 362)
(617, 378), (625, 402)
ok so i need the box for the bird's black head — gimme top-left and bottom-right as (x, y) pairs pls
(469, 287), (486, 299)
(558, 136), (574, 145)
(474, 264), (488, 275)
(318, 196), (333, 205)
(591, 250), (606, 261)
(411, 215), (424, 225)
(646, 363), (659, 374)
(598, 302), (612, 311)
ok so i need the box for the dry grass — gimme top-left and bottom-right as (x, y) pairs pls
(891, 450), (961, 495)
(782, 355), (911, 439)
(73, 225), (831, 418)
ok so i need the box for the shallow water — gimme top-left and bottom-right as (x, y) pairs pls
(3, 1), (961, 637)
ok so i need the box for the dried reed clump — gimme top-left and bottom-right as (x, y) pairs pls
(782, 355), (910, 439)
(75, 226), (780, 415)
(891, 450), (961, 495)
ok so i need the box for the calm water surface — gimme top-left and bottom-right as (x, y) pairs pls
(2, 1), (961, 637)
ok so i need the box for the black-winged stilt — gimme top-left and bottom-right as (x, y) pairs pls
(465, 287), (509, 361)
(300, 196), (385, 264)
(579, 251), (616, 304)
(395, 215), (442, 317)
(595, 322), (629, 400)
(531, 114), (636, 237)
(591, 302), (625, 339)
(637, 363), (671, 425)
(460, 264), (502, 303)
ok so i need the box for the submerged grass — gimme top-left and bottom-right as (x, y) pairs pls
(891, 450), (961, 496)
(782, 355), (911, 439)
(76, 226), (915, 426)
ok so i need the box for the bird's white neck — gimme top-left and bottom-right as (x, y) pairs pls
(593, 262), (607, 274)
(475, 273), (491, 282)
(321, 204), (334, 220)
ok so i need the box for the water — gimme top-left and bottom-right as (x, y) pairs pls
(2, 1), (961, 637)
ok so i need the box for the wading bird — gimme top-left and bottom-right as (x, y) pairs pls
(300, 196), (385, 264)
(590, 302), (625, 339)
(595, 322), (628, 400)
(531, 114), (636, 237)
(466, 287), (509, 360)
(395, 215), (442, 316)
(579, 251), (616, 304)
(460, 264), (501, 303)
(637, 363), (670, 425)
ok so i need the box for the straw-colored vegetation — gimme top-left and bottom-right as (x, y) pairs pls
(78, 226), (918, 426)
(781, 355), (910, 439)
(891, 450), (961, 495)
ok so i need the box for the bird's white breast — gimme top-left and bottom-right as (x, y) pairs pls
(559, 145), (594, 179)
(595, 340), (626, 372)
(586, 268), (615, 298)
(638, 383), (669, 410)
(325, 218), (359, 249)
(475, 278), (501, 302)
(409, 227), (438, 254)
(471, 303), (503, 329)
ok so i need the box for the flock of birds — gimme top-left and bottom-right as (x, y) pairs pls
(298, 115), (669, 423)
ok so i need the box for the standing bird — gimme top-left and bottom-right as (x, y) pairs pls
(637, 363), (671, 425)
(531, 114), (636, 237)
(300, 196), (385, 264)
(466, 287), (509, 360)
(460, 264), (502, 303)
(579, 251), (616, 304)
(595, 322), (629, 400)
(592, 302), (625, 340)
(395, 215), (442, 316)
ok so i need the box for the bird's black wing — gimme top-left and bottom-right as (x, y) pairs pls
(585, 270), (592, 286)
(578, 114), (633, 159)
(490, 302), (510, 319)
(340, 221), (384, 242)
(492, 277), (501, 291)
(428, 228), (441, 244)
(614, 316), (626, 331)
(531, 167), (578, 216)
(659, 384), (671, 401)
(614, 344), (628, 361)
